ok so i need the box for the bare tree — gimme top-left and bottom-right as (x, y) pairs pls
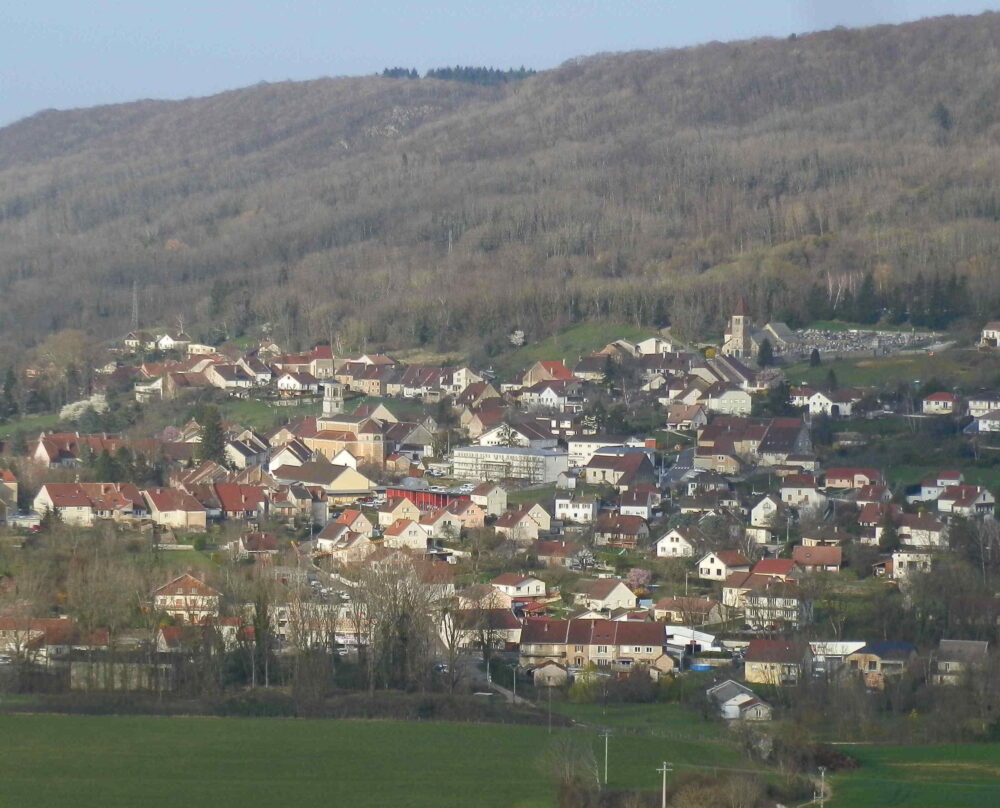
(537, 734), (600, 808)
(353, 554), (437, 692)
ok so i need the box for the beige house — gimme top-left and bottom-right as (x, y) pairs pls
(931, 639), (989, 686)
(470, 483), (507, 516)
(743, 640), (812, 686)
(419, 508), (464, 540)
(143, 488), (208, 532)
(493, 509), (542, 545)
(383, 518), (428, 551)
(530, 660), (570, 687)
(377, 497), (421, 527)
(34, 483), (95, 526)
(446, 499), (485, 529)
(846, 642), (917, 690)
(519, 618), (672, 679)
(574, 579), (638, 612)
(272, 462), (373, 504)
(152, 574), (220, 624)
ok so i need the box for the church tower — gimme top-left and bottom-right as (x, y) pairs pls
(322, 381), (344, 418)
(723, 298), (751, 358)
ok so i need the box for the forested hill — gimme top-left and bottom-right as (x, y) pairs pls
(2, 13), (1000, 359)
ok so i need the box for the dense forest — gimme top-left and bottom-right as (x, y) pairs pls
(2, 13), (1000, 358)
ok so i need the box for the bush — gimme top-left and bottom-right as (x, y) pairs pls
(215, 690), (296, 717)
(192, 536), (208, 551)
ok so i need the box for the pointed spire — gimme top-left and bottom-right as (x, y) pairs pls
(733, 297), (749, 316)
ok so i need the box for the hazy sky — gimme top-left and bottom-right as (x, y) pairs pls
(2, 1), (996, 126)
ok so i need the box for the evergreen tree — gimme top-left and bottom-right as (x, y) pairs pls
(825, 369), (839, 391)
(878, 512), (901, 553)
(931, 101), (953, 132)
(757, 338), (775, 367)
(852, 273), (879, 324)
(197, 405), (227, 465)
(809, 348), (822, 367)
(1, 366), (17, 420)
(93, 449), (120, 482)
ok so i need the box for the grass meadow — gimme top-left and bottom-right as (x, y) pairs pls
(0, 714), (694, 808)
(830, 743), (1000, 807)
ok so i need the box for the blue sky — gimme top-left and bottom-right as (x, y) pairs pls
(1, 1), (996, 125)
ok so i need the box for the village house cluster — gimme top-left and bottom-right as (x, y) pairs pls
(0, 310), (997, 712)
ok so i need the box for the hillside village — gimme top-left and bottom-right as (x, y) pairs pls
(0, 306), (997, 739)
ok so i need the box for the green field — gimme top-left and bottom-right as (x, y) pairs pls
(785, 348), (1000, 390)
(551, 701), (733, 746)
(219, 399), (319, 430)
(0, 412), (62, 439)
(346, 395), (432, 420)
(491, 323), (659, 381)
(0, 714), (704, 807)
(831, 744), (1000, 807)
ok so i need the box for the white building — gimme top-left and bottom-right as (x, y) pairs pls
(654, 527), (700, 558)
(554, 495), (599, 524)
(451, 446), (568, 484)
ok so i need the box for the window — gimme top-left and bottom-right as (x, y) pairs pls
(646, 647), (653, 654)
(574, 645), (583, 652)
(597, 645), (608, 654)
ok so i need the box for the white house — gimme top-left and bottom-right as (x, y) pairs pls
(276, 371), (320, 395)
(575, 579), (638, 611)
(967, 392), (1000, 419)
(980, 322), (1000, 348)
(780, 475), (827, 510)
(697, 550), (751, 581)
(382, 518), (428, 551)
(492, 574), (546, 599)
(937, 485), (995, 517)
(808, 390), (859, 418)
(654, 527), (701, 558)
(156, 332), (191, 351)
(706, 385), (752, 416)
(922, 392), (959, 415)
(891, 550), (933, 580)
(554, 494), (599, 524)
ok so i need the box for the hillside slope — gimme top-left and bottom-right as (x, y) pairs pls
(1, 13), (999, 358)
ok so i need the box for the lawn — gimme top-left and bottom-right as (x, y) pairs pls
(784, 348), (1000, 390)
(220, 399), (318, 430)
(551, 701), (732, 745)
(831, 743), (1000, 808)
(346, 395), (432, 420)
(156, 547), (219, 571)
(0, 714), (710, 807)
(490, 323), (659, 381)
(0, 412), (62, 439)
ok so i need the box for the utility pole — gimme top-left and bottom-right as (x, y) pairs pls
(547, 685), (552, 734)
(131, 279), (139, 331)
(657, 761), (672, 808)
(819, 766), (827, 808)
(599, 730), (611, 786)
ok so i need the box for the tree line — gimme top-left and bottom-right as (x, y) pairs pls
(381, 66), (535, 85)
